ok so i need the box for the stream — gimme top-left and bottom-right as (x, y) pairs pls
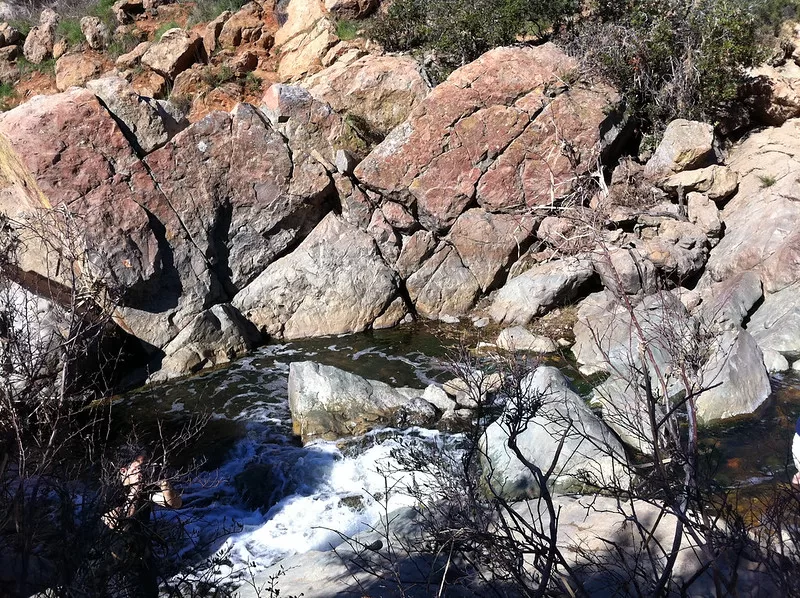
(116, 322), (800, 588)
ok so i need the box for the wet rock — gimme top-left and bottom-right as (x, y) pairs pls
(489, 257), (595, 326)
(288, 361), (427, 442)
(233, 213), (399, 339)
(482, 366), (629, 498)
(763, 348), (790, 373)
(496, 326), (558, 353)
(392, 397), (439, 428)
(644, 119), (715, 180)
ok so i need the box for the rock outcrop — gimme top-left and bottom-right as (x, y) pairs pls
(233, 213), (399, 339)
(355, 44), (620, 233)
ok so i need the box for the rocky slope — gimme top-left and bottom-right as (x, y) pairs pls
(0, 0), (796, 426)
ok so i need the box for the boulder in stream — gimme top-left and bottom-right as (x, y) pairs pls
(288, 361), (435, 442)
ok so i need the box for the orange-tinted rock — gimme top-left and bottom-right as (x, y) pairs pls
(54, 51), (109, 91)
(303, 54), (430, 136)
(141, 28), (203, 80)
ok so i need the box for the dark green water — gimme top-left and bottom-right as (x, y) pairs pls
(118, 321), (800, 489)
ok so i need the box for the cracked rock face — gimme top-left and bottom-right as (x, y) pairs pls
(355, 43), (619, 233)
(232, 212), (400, 339)
(0, 89), (335, 364)
(0, 89), (161, 292)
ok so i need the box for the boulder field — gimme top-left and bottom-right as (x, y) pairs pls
(0, 30), (796, 434)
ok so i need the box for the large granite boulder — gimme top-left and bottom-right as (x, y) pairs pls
(705, 120), (800, 293)
(0, 89), (160, 292)
(303, 54), (431, 137)
(695, 327), (771, 424)
(233, 213), (399, 339)
(447, 209), (537, 293)
(482, 366), (629, 498)
(405, 243), (481, 320)
(747, 282), (800, 360)
(124, 102), (332, 349)
(488, 257), (595, 326)
(288, 361), (429, 442)
(355, 44), (620, 233)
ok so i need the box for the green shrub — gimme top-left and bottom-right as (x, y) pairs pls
(0, 82), (15, 111)
(16, 57), (56, 77)
(154, 21), (181, 41)
(566, 0), (764, 133)
(57, 17), (85, 48)
(89, 0), (118, 31)
(758, 173), (778, 187)
(187, 0), (247, 27)
(335, 19), (359, 41)
(368, 0), (579, 79)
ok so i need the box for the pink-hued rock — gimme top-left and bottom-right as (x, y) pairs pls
(0, 88), (161, 292)
(355, 44), (619, 233)
(303, 54), (430, 136)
